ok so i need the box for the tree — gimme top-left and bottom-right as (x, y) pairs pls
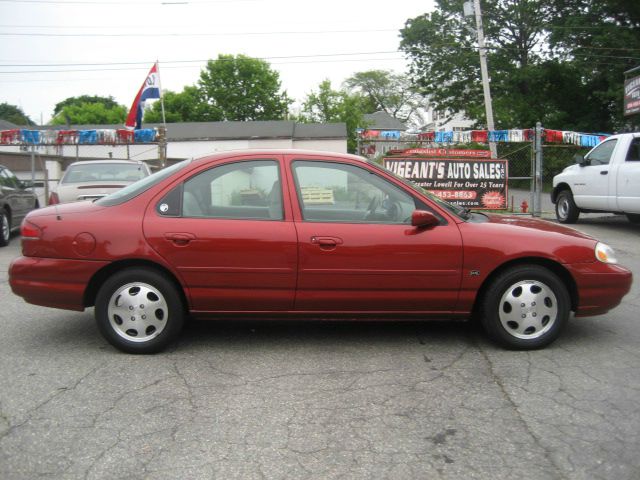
(298, 80), (368, 153)
(343, 70), (427, 127)
(50, 96), (127, 125)
(144, 86), (206, 123)
(0, 102), (35, 125)
(399, 0), (640, 132)
(53, 95), (121, 116)
(197, 54), (292, 121)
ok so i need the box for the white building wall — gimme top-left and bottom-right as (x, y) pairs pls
(167, 140), (249, 159)
(293, 139), (347, 153)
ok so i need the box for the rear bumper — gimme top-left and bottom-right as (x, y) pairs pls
(9, 256), (109, 311)
(566, 262), (633, 316)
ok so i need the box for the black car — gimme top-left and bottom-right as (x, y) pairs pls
(0, 164), (39, 247)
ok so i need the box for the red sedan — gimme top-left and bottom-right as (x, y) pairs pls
(9, 150), (632, 353)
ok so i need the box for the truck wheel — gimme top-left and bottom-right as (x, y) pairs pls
(95, 268), (185, 354)
(626, 213), (640, 224)
(556, 190), (580, 224)
(480, 265), (570, 350)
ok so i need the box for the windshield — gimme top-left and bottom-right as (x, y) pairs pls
(62, 163), (148, 184)
(96, 159), (191, 206)
(366, 160), (470, 220)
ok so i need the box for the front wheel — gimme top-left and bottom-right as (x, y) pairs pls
(0, 211), (10, 247)
(480, 265), (570, 349)
(95, 268), (185, 354)
(555, 190), (580, 224)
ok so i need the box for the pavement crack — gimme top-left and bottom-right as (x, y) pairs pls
(477, 345), (565, 480)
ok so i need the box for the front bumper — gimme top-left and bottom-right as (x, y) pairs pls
(9, 256), (109, 311)
(566, 261), (633, 316)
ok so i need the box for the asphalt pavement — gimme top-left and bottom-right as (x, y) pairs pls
(0, 214), (639, 480)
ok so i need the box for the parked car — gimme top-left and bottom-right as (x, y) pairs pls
(9, 150), (633, 353)
(552, 132), (640, 223)
(49, 159), (151, 204)
(1, 164), (39, 247)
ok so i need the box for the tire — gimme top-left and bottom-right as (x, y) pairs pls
(480, 265), (570, 350)
(95, 268), (185, 354)
(626, 213), (640, 224)
(555, 190), (580, 224)
(0, 211), (10, 247)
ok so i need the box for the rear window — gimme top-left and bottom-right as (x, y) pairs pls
(62, 163), (149, 184)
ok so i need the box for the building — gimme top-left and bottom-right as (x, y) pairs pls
(0, 120), (347, 205)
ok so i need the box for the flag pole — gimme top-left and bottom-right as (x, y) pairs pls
(156, 60), (167, 128)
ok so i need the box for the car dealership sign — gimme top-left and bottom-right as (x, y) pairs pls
(384, 157), (508, 209)
(624, 73), (640, 116)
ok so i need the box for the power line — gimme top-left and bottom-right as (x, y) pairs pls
(0, 0), (256, 4)
(0, 28), (396, 38)
(0, 51), (402, 69)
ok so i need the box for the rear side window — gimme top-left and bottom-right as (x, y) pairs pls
(626, 138), (640, 162)
(181, 160), (283, 220)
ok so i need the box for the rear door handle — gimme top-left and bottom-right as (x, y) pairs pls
(164, 232), (196, 246)
(311, 236), (343, 247)
(600, 170), (608, 175)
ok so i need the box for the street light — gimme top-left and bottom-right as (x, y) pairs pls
(464, 0), (497, 159)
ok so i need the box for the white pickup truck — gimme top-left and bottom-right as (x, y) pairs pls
(551, 132), (640, 223)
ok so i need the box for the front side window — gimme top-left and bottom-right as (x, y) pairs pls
(586, 139), (617, 166)
(0, 167), (19, 189)
(292, 161), (416, 224)
(182, 160), (282, 220)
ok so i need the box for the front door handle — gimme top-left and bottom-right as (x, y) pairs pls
(164, 232), (196, 246)
(600, 170), (608, 175)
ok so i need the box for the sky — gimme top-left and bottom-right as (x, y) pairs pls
(0, 0), (435, 125)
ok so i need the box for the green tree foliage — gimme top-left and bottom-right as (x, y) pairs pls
(197, 54), (291, 121)
(53, 95), (120, 116)
(299, 80), (368, 153)
(0, 102), (35, 125)
(144, 86), (205, 123)
(50, 96), (127, 125)
(400, 0), (640, 132)
(343, 70), (427, 126)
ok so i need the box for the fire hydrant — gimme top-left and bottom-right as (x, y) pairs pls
(521, 200), (529, 213)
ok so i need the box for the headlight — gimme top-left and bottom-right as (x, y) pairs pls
(595, 242), (617, 264)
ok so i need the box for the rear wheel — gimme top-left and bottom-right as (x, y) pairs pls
(555, 190), (580, 223)
(0, 211), (10, 247)
(95, 268), (185, 354)
(626, 213), (640, 224)
(480, 265), (570, 349)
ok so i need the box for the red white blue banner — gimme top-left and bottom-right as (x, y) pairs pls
(125, 63), (161, 129)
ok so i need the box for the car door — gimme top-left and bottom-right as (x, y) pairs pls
(143, 157), (298, 312)
(287, 156), (464, 313)
(615, 136), (640, 213)
(0, 166), (31, 225)
(573, 138), (618, 211)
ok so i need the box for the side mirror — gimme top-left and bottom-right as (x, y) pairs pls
(411, 210), (439, 228)
(574, 154), (589, 166)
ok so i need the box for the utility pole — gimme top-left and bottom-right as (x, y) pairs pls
(465, 0), (497, 159)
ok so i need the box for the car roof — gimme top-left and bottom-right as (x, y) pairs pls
(67, 160), (146, 166)
(192, 149), (366, 166)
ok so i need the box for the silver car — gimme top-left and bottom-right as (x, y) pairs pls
(50, 160), (151, 204)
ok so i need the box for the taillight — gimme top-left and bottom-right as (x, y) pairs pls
(48, 191), (59, 205)
(21, 220), (42, 240)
